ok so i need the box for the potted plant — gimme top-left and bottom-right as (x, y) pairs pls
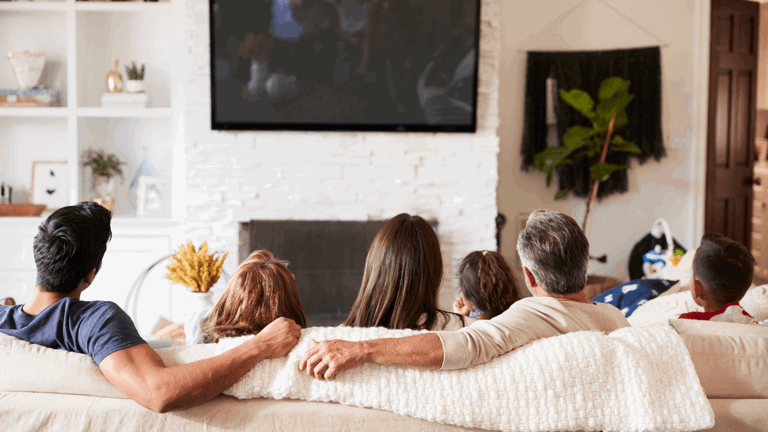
(124, 62), (146, 93)
(82, 149), (125, 210)
(533, 76), (642, 239)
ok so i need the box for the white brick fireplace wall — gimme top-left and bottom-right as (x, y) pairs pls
(182, 0), (503, 309)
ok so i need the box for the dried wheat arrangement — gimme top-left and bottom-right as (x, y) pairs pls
(164, 241), (228, 292)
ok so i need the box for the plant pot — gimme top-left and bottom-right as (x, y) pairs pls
(125, 79), (145, 93)
(92, 176), (117, 210)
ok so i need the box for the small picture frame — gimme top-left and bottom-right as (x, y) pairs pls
(137, 176), (171, 217)
(31, 161), (68, 210)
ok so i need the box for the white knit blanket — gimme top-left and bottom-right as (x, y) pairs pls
(215, 324), (714, 432)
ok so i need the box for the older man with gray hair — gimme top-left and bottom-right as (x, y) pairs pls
(299, 209), (630, 379)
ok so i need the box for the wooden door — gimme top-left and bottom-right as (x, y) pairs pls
(706, 0), (759, 250)
(752, 141), (768, 284)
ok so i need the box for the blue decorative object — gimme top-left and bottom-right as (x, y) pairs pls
(128, 146), (158, 209)
(591, 279), (678, 317)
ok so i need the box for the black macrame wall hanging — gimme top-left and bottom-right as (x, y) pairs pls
(521, 46), (665, 199)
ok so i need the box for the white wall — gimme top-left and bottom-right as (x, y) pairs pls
(181, 0), (503, 309)
(497, 0), (709, 280)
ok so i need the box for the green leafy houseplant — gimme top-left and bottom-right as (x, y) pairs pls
(533, 76), (642, 238)
(125, 62), (145, 80)
(83, 149), (125, 186)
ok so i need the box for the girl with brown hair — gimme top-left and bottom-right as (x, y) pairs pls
(196, 250), (307, 343)
(453, 250), (522, 320)
(344, 213), (468, 331)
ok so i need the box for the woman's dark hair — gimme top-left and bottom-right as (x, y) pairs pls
(33, 201), (112, 294)
(344, 213), (448, 330)
(693, 233), (754, 305)
(201, 250), (307, 343)
(458, 251), (522, 318)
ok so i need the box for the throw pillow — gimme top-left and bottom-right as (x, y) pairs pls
(627, 290), (704, 326)
(592, 279), (677, 317)
(741, 284), (768, 322)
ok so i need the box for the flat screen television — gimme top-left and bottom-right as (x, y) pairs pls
(209, 0), (481, 132)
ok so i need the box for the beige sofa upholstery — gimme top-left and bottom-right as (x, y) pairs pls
(1, 327), (767, 432)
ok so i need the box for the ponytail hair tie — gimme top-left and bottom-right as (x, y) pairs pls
(482, 251), (488, 257)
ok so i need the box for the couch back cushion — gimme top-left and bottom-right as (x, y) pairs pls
(0, 333), (215, 398)
(671, 319), (768, 399)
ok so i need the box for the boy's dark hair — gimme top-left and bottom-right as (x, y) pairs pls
(33, 202), (112, 294)
(693, 233), (754, 305)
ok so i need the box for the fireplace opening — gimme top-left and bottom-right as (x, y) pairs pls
(241, 221), (383, 326)
(241, 220), (437, 326)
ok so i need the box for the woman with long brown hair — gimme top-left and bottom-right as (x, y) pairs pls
(344, 213), (468, 331)
(194, 250), (307, 343)
(452, 250), (522, 320)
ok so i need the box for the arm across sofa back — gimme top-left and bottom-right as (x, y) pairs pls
(0, 333), (216, 399)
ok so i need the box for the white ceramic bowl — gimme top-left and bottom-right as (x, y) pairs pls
(7, 51), (46, 90)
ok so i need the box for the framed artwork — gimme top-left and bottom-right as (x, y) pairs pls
(31, 161), (68, 210)
(137, 176), (171, 218)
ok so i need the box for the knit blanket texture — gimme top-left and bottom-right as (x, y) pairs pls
(215, 324), (714, 432)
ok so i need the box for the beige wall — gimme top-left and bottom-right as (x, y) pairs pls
(497, 0), (708, 280)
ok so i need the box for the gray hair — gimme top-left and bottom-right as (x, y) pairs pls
(516, 210), (589, 295)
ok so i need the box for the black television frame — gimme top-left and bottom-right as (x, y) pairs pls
(209, 0), (482, 133)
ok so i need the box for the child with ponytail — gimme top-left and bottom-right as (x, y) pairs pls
(453, 250), (522, 320)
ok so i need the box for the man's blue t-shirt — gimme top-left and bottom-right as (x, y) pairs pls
(0, 298), (146, 365)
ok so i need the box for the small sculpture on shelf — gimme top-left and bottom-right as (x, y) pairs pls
(82, 149), (124, 210)
(124, 62), (146, 93)
(105, 58), (124, 93)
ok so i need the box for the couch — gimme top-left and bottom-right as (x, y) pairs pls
(1, 316), (767, 432)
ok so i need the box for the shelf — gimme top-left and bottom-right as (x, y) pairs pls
(75, 2), (171, 12)
(0, 2), (67, 12)
(77, 107), (171, 118)
(0, 107), (69, 118)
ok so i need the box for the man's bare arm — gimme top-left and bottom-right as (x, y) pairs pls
(298, 332), (443, 381)
(99, 317), (301, 413)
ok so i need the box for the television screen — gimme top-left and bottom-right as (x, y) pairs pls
(209, 0), (481, 132)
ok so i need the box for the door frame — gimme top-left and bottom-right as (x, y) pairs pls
(691, 0), (712, 248)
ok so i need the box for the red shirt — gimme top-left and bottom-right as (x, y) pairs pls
(679, 302), (756, 324)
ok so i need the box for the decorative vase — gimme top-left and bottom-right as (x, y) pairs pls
(128, 146), (158, 209)
(106, 59), (124, 93)
(7, 51), (46, 90)
(180, 290), (215, 322)
(125, 79), (145, 93)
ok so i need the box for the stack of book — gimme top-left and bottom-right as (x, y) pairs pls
(0, 89), (60, 107)
(101, 92), (149, 109)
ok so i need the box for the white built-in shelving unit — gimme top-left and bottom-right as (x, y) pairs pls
(0, 0), (187, 333)
(0, 0), (184, 220)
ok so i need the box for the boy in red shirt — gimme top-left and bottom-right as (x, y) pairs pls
(679, 233), (757, 324)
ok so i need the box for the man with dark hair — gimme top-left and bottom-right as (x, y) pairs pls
(679, 233), (757, 324)
(0, 202), (302, 413)
(299, 209), (629, 379)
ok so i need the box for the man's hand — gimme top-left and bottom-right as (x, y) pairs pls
(252, 317), (303, 359)
(298, 339), (368, 380)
